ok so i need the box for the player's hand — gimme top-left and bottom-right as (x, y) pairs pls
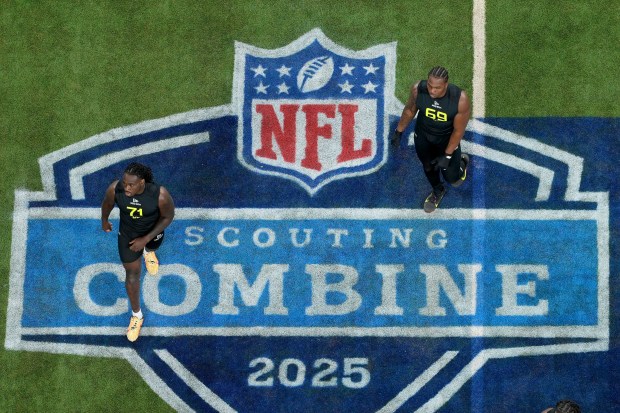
(129, 236), (148, 252)
(433, 154), (452, 170)
(102, 220), (113, 232)
(390, 130), (402, 147)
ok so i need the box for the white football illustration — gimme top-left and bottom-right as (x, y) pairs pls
(297, 56), (334, 93)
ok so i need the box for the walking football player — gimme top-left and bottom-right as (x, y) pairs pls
(101, 162), (175, 341)
(392, 66), (471, 212)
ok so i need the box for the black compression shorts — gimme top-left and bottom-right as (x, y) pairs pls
(117, 231), (165, 263)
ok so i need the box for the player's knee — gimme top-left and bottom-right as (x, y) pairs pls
(125, 271), (141, 283)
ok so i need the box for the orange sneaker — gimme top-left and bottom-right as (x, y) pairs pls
(143, 250), (159, 276)
(126, 316), (144, 342)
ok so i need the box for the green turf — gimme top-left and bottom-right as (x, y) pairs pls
(486, 0), (620, 117)
(0, 1), (617, 412)
(1, 351), (173, 412)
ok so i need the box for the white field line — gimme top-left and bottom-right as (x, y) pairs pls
(472, 0), (486, 118)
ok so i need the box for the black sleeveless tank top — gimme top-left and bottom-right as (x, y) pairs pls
(114, 181), (161, 237)
(415, 80), (462, 143)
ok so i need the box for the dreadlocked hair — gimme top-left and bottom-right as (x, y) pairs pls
(124, 162), (154, 183)
(553, 401), (581, 413)
(428, 66), (449, 82)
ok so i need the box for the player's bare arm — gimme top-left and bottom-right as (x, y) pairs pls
(101, 180), (119, 232)
(128, 186), (175, 252)
(444, 90), (471, 155)
(396, 81), (420, 133)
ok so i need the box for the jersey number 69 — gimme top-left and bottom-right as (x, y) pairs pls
(425, 107), (448, 122)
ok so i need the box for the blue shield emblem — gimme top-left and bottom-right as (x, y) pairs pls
(234, 29), (394, 194)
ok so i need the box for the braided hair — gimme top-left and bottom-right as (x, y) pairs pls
(124, 162), (154, 183)
(552, 400), (581, 413)
(428, 66), (449, 82)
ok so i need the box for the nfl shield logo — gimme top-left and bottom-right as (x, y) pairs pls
(233, 29), (396, 194)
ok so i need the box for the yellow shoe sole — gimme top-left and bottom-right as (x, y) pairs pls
(143, 251), (159, 276)
(126, 316), (144, 342)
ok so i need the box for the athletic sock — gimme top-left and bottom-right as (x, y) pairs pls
(132, 309), (143, 319)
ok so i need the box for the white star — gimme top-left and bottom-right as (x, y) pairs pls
(254, 81), (269, 94)
(339, 63), (355, 76)
(276, 65), (292, 77)
(276, 82), (290, 94)
(362, 81), (378, 94)
(363, 62), (379, 75)
(251, 64), (267, 77)
(338, 80), (354, 93)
